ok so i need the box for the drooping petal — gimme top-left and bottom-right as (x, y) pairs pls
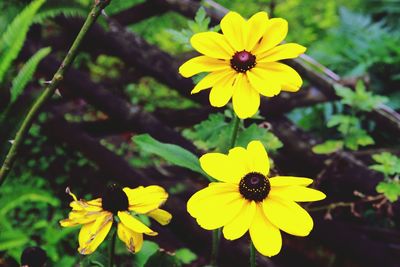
(269, 176), (313, 187)
(195, 196), (245, 230)
(220, 12), (247, 51)
(249, 205), (282, 257)
(246, 140), (270, 176)
(179, 56), (229, 78)
(256, 62), (302, 92)
(262, 197), (313, 236)
(70, 199), (103, 212)
(124, 186), (168, 214)
(199, 153), (243, 183)
(187, 183), (239, 218)
(232, 75), (260, 119)
(60, 210), (103, 227)
(269, 186), (326, 202)
(209, 72), (237, 107)
(191, 32), (235, 59)
(252, 18), (288, 55)
(78, 212), (113, 255)
(147, 209), (172, 225)
(117, 222), (143, 253)
(191, 70), (234, 94)
(223, 200), (256, 240)
(246, 66), (281, 97)
(258, 43), (306, 63)
(118, 211), (157, 236)
(246, 12), (269, 51)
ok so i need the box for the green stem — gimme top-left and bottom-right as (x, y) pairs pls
(229, 115), (240, 148)
(210, 115), (241, 267)
(250, 241), (256, 267)
(0, 0), (111, 186)
(109, 228), (117, 267)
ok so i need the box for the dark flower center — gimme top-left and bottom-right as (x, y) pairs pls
(102, 184), (129, 214)
(230, 50), (256, 73)
(239, 172), (270, 202)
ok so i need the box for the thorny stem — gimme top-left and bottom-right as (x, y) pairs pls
(210, 114), (241, 267)
(0, 0), (111, 186)
(109, 228), (117, 267)
(250, 241), (256, 267)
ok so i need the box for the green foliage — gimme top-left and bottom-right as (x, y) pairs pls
(34, 0), (87, 22)
(310, 8), (400, 77)
(183, 113), (282, 153)
(133, 241), (160, 267)
(166, 7), (220, 51)
(376, 181), (400, 202)
(334, 81), (387, 112)
(132, 134), (208, 178)
(0, 0), (45, 84)
(312, 140), (344, 154)
(370, 152), (400, 177)
(145, 250), (182, 267)
(370, 152), (400, 202)
(10, 47), (51, 103)
(174, 248), (197, 264)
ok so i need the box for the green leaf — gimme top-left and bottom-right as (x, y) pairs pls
(10, 47), (51, 103)
(312, 140), (343, 154)
(0, 230), (29, 251)
(370, 152), (400, 176)
(175, 248), (197, 264)
(0, 0), (45, 84)
(376, 181), (400, 202)
(236, 124), (283, 153)
(144, 250), (182, 267)
(132, 134), (207, 177)
(134, 241), (160, 267)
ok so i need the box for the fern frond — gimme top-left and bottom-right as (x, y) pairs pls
(34, 1), (87, 22)
(10, 47), (51, 103)
(0, 0), (45, 84)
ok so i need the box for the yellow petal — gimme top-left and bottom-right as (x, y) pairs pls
(221, 12), (246, 51)
(118, 211), (157, 236)
(209, 72), (236, 107)
(252, 18), (288, 55)
(246, 140), (270, 176)
(179, 56), (229, 78)
(246, 66), (281, 97)
(258, 43), (306, 63)
(249, 205), (282, 257)
(187, 183), (239, 218)
(262, 197), (313, 236)
(257, 62), (302, 92)
(117, 222), (143, 253)
(232, 75), (260, 119)
(61, 210), (103, 227)
(191, 70), (234, 94)
(147, 209), (172, 225)
(199, 153), (243, 183)
(191, 32), (234, 59)
(222, 200), (256, 240)
(78, 212), (113, 255)
(269, 176), (313, 187)
(70, 198), (103, 211)
(196, 196), (245, 230)
(228, 146), (252, 177)
(124, 186), (168, 214)
(246, 12), (269, 51)
(270, 186), (326, 202)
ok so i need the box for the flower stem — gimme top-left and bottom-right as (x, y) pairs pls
(210, 228), (221, 267)
(250, 241), (256, 267)
(210, 115), (241, 266)
(229, 114), (240, 148)
(0, 0), (112, 187)
(109, 228), (117, 267)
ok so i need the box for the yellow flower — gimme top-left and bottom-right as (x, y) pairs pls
(179, 11), (306, 119)
(187, 141), (325, 257)
(60, 185), (171, 255)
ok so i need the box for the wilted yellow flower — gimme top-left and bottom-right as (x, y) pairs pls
(179, 11), (306, 119)
(187, 141), (325, 256)
(60, 185), (171, 255)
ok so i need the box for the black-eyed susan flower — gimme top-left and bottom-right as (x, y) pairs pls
(60, 184), (171, 255)
(179, 11), (306, 119)
(187, 141), (325, 257)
